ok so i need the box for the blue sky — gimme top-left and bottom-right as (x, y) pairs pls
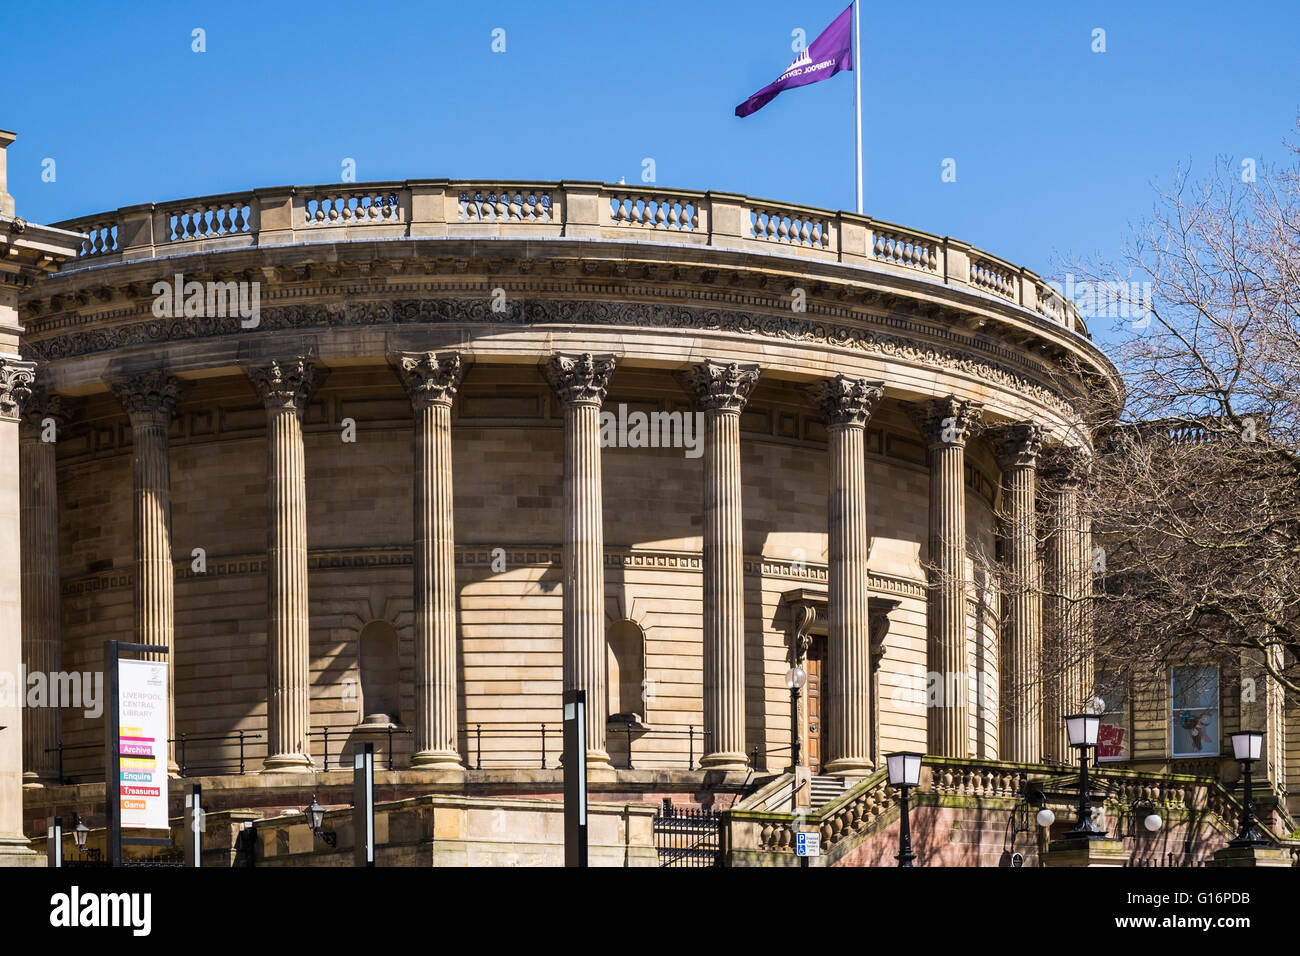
(5, 0), (1298, 348)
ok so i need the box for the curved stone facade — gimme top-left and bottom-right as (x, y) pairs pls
(16, 181), (1119, 787)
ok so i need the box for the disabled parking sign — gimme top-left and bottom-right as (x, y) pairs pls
(796, 831), (820, 857)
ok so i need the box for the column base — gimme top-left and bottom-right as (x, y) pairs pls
(823, 757), (874, 776)
(262, 752), (314, 774)
(410, 749), (463, 770)
(0, 835), (39, 867)
(699, 751), (750, 772)
(22, 770), (60, 788)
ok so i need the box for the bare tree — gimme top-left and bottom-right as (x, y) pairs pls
(1064, 120), (1300, 699)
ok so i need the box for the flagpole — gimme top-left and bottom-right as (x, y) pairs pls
(853, 0), (863, 214)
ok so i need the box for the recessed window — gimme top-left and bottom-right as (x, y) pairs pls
(607, 619), (646, 721)
(358, 620), (400, 725)
(1096, 674), (1129, 761)
(1170, 665), (1219, 758)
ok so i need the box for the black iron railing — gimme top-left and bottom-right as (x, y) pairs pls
(175, 731), (264, 776)
(459, 722), (713, 771)
(653, 804), (724, 867)
(308, 725), (413, 771)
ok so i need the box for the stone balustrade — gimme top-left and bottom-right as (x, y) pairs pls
(731, 759), (1290, 859)
(50, 180), (1088, 337)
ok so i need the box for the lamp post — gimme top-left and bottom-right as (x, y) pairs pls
(885, 751), (923, 867)
(1228, 731), (1267, 848)
(72, 814), (89, 856)
(1064, 713), (1107, 839)
(304, 794), (337, 848)
(785, 665), (807, 769)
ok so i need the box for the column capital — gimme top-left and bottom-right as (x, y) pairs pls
(904, 396), (983, 448)
(809, 375), (885, 427)
(19, 389), (73, 431)
(109, 370), (189, 425)
(991, 422), (1047, 470)
(247, 358), (324, 411)
(0, 356), (36, 423)
(1039, 444), (1093, 488)
(395, 351), (465, 408)
(686, 360), (760, 413)
(544, 352), (616, 406)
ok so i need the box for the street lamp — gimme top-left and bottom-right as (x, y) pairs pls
(1064, 713), (1107, 839)
(885, 751), (923, 867)
(785, 665), (807, 768)
(72, 814), (89, 854)
(303, 794), (337, 848)
(1227, 731), (1267, 848)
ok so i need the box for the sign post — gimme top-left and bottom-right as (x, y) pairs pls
(183, 784), (203, 867)
(46, 817), (62, 868)
(353, 742), (375, 867)
(562, 689), (587, 868)
(105, 640), (171, 867)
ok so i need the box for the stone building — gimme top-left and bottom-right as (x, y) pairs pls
(3, 133), (1297, 865)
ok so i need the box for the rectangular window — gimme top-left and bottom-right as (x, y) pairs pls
(1096, 675), (1129, 761)
(1170, 665), (1219, 758)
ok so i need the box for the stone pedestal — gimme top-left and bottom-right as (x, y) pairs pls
(688, 361), (760, 772)
(1041, 837), (1130, 867)
(248, 359), (323, 773)
(993, 423), (1045, 764)
(396, 352), (465, 769)
(1207, 845), (1295, 867)
(907, 398), (982, 758)
(545, 353), (616, 768)
(111, 372), (188, 777)
(811, 375), (884, 775)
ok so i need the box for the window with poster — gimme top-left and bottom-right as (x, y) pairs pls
(1095, 674), (1129, 761)
(1170, 665), (1219, 758)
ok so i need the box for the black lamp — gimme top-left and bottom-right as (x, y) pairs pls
(1063, 713), (1107, 839)
(1227, 731), (1267, 848)
(885, 751), (923, 867)
(785, 665), (807, 767)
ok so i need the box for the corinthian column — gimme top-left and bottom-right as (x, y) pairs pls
(544, 352), (616, 768)
(906, 397), (983, 758)
(0, 359), (37, 861)
(110, 372), (188, 776)
(396, 352), (464, 768)
(19, 392), (70, 783)
(1041, 447), (1094, 763)
(247, 359), (323, 773)
(687, 360), (760, 771)
(993, 423), (1046, 763)
(810, 376), (884, 775)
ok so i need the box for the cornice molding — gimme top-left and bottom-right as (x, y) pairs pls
(22, 296), (1081, 417)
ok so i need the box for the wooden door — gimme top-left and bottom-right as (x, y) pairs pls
(806, 637), (827, 773)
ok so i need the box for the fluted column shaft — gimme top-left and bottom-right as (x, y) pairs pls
(398, 353), (464, 768)
(1042, 451), (1094, 762)
(111, 373), (186, 776)
(995, 424), (1045, 763)
(19, 396), (67, 782)
(813, 376), (884, 774)
(0, 357), (36, 857)
(546, 353), (616, 767)
(248, 360), (321, 773)
(689, 361), (760, 771)
(909, 398), (982, 758)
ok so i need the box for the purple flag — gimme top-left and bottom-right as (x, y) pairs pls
(735, 5), (854, 118)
